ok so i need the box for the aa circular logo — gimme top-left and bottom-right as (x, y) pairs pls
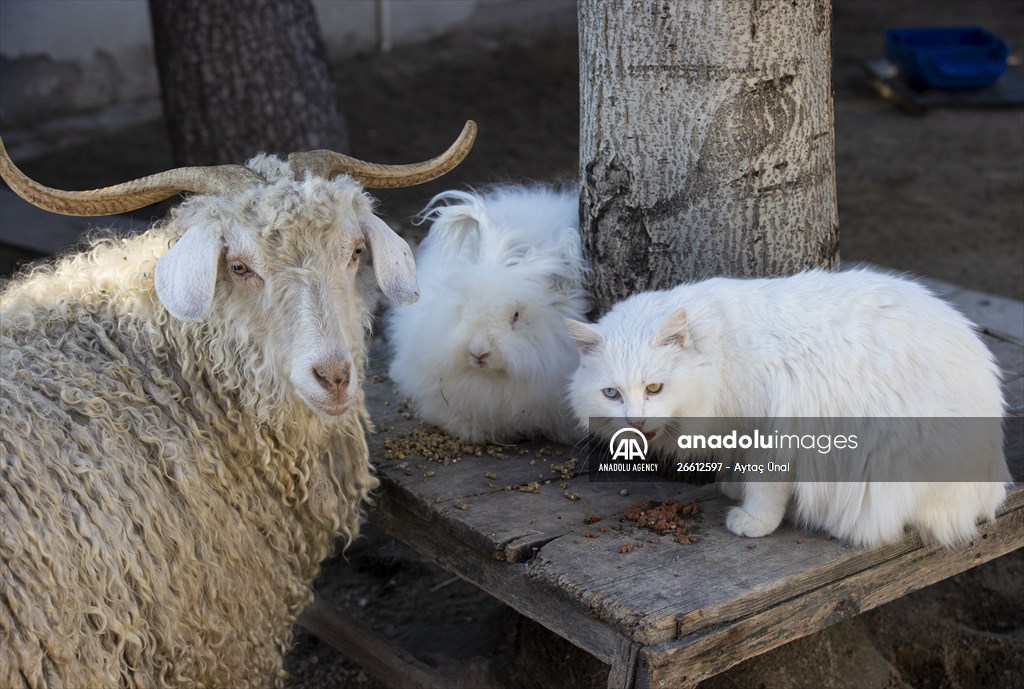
(609, 427), (648, 462)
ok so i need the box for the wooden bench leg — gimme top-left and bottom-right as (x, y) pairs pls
(607, 638), (641, 689)
(299, 598), (454, 689)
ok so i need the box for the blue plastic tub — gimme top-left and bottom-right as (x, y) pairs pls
(885, 27), (1009, 90)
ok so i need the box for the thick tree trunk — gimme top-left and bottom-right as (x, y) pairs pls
(149, 0), (348, 166)
(579, 0), (838, 313)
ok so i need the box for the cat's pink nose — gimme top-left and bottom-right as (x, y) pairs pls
(627, 417), (646, 430)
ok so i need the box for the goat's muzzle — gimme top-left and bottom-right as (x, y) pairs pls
(308, 358), (353, 416)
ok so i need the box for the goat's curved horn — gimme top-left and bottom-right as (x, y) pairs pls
(288, 120), (477, 188)
(0, 136), (265, 217)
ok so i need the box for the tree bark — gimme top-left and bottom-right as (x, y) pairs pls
(579, 0), (838, 313)
(149, 0), (348, 166)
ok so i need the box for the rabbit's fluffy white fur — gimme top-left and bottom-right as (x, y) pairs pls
(566, 268), (1011, 547)
(388, 185), (591, 443)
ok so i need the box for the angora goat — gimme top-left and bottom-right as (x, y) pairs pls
(0, 123), (474, 689)
(387, 185), (591, 443)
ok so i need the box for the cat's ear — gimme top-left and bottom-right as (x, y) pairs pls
(565, 319), (603, 355)
(655, 308), (691, 349)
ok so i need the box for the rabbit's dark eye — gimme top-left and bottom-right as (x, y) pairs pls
(511, 310), (520, 325)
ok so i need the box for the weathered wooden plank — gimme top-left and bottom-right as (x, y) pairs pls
(1004, 374), (1024, 415)
(980, 329), (1024, 417)
(985, 334), (1024, 381)
(372, 444), (579, 527)
(367, 371), (708, 563)
(525, 490), (883, 646)
(372, 443), (584, 510)
(606, 637), (642, 689)
(1007, 414), (1024, 480)
(668, 485), (1024, 630)
(911, 274), (1024, 346)
(454, 478), (707, 563)
(665, 485), (1024, 635)
(298, 599), (451, 689)
(524, 487), (1024, 647)
(366, 480), (632, 665)
(366, 374), (586, 494)
(371, 444), (597, 562)
(633, 499), (1024, 689)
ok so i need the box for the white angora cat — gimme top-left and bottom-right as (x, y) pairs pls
(566, 268), (1011, 547)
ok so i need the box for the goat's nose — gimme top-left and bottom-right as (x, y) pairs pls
(627, 417), (646, 431)
(313, 360), (351, 393)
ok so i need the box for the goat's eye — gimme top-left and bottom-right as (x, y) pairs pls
(645, 383), (664, 395)
(352, 245), (365, 260)
(602, 387), (621, 400)
(229, 261), (249, 275)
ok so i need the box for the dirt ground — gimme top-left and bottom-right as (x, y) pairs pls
(1, 1), (1022, 688)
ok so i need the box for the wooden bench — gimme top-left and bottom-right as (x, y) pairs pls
(305, 283), (1024, 689)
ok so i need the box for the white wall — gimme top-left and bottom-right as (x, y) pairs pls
(0, 0), (575, 130)
(1, 0), (153, 60)
(0, 0), (158, 128)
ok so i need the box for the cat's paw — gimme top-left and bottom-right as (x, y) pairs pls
(726, 506), (776, 538)
(718, 480), (742, 501)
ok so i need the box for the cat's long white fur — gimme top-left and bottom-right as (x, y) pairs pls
(567, 268), (1011, 547)
(388, 184), (591, 443)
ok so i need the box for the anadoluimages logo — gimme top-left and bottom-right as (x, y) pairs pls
(608, 427), (648, 462)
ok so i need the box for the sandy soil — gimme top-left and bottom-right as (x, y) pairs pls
(1, 1), (1021, 688)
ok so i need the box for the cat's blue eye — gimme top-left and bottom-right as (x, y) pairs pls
(602, 387), (621, 400)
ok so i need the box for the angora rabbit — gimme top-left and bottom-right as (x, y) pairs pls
(388, 184), (591, 443)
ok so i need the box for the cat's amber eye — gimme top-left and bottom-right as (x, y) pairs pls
(229, 261), (250, 276)
(602, 387), (621, 400)
(645, 383), (664, 395)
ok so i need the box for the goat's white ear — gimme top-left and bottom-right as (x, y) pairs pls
(565, 319), (603, 356)
(155, 225), (223, 321)
(362, 214), (419, 305)
(654, 308), (691, 349)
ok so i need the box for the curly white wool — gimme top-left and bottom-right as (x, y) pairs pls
(0, 154), (419, 688)
(388, 184), (591, 443)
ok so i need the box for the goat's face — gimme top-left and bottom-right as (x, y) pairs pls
(155, 161), (419, 418)
(0, 122), (476, 417)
